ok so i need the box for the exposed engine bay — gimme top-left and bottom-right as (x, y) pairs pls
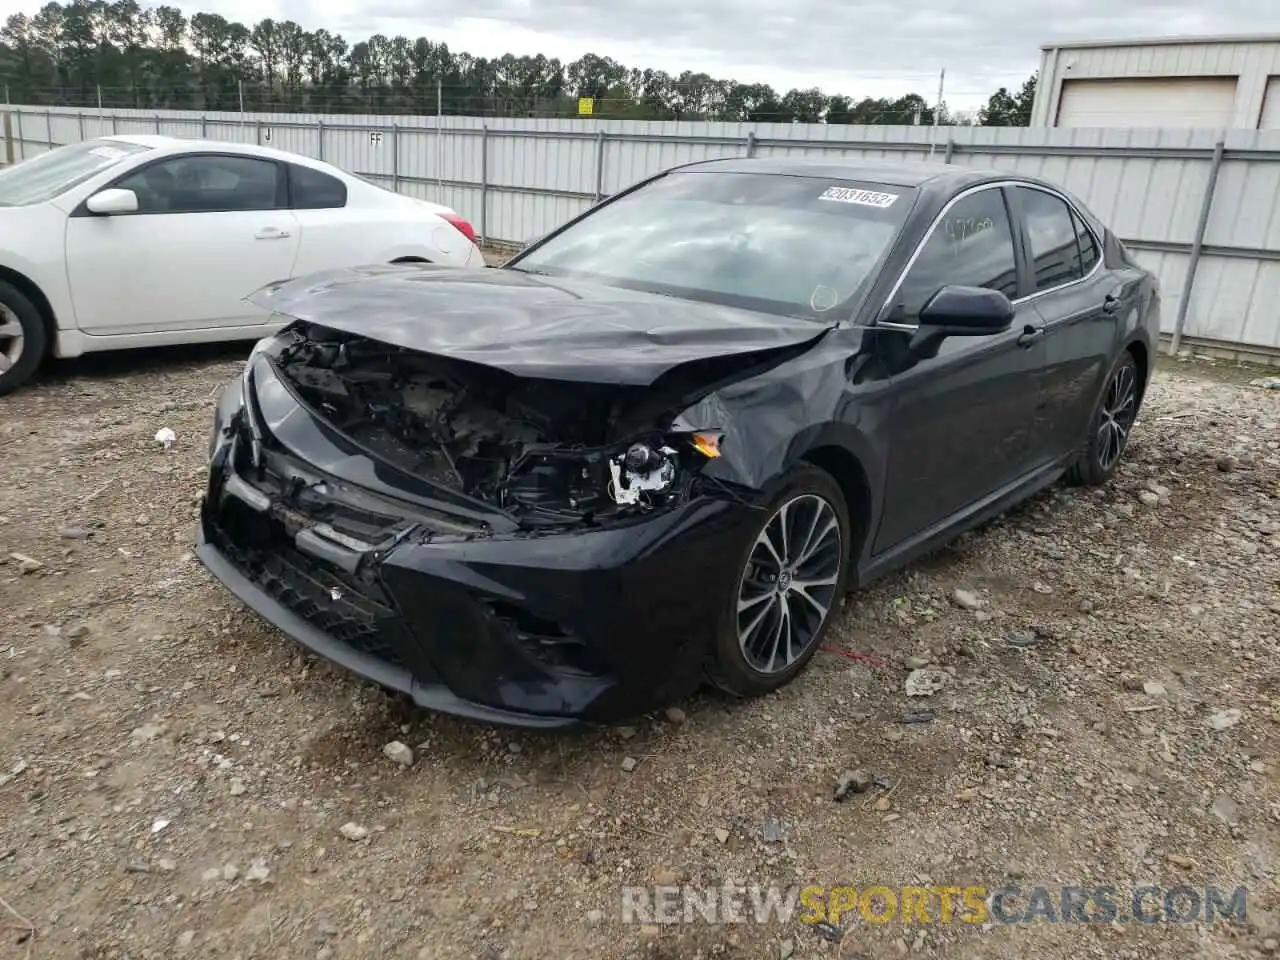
(271, 324), (716, 527)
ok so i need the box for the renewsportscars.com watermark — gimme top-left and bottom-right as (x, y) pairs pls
(620, 884), (1247, 926)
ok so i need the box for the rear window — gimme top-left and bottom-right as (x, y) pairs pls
(290, 164), (347, 209)
(0, 138), (151, 206)
(510, 171), (913, 319)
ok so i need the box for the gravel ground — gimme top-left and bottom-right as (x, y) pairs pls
(1, 343), (1278, 960)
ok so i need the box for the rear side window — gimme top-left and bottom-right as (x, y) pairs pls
(1072, 207), (1099, 276)
(290, 164), (347, 209)
(1017, 187), (1086, 291)
(896, 187), (1019, 319)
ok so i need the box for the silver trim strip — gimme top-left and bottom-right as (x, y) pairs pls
(876, 180), (1106, 329)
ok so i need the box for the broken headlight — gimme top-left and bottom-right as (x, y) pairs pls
(605, 431), (723, 508)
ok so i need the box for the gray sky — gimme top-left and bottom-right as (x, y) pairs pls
(4, 0), (1280, 109)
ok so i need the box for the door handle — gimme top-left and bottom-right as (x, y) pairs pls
(255, 228), (291, 240)
(1102, 293), (1120, 314)
(1017, 325), (1045, 348)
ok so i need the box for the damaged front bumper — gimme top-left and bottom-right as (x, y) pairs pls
(197, 381), (759, 727)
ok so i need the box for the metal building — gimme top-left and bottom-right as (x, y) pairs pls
(1031, 34), (1280, 128)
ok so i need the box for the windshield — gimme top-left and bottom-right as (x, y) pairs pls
(508, 170), (913, 319)
(0, 139), (152, 206)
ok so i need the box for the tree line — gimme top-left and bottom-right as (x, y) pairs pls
(0, 1), (1037, 125)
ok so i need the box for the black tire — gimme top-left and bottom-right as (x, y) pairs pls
(0, 281), (47, 397)
(1067, 349), (1141, 486)
(705, 463), (851, 699)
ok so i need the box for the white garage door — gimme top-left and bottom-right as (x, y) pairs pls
(1260, 76), (1280, 129)
(1055, 77), (1238, 127)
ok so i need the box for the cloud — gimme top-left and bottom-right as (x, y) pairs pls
(3, 0), (1278, 109)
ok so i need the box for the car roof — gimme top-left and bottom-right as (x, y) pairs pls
(96, 134), (335, 170)
(676, 156), (1008, 190)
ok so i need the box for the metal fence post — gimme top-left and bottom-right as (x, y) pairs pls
(78, 111), (85, 143)
(110, 113), (117, 135)
(392, 123), (400, 193)
(14, 109), (23, 159)
(1170, 139), (1226, 356)
(745, 131), (757, 158)
(480, 124), (489, 247)
(154, 114), (161, 134)
(944, 138), (955, 163)
(45, 109), (52, 148)
(594, 129), (606, 203)
(3, 111), (13, 165)
(255, 120), (261, 145)
(201, 114), (207, 138)
(317, 118), (324, 161)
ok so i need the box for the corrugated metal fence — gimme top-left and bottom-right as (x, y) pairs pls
(6, 105), (1280, 360)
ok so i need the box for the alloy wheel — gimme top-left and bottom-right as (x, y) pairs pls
(0, 303), (23, 376)
(1097, 360), (1137, 471)
(736, 493), (843, 674)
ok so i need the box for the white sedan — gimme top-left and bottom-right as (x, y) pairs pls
(0, 135), (486, 394)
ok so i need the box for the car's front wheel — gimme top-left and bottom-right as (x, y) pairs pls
(0, 282), (47, 397)
(1068, 349), (1141, 486)
(706, 464), (851, 699)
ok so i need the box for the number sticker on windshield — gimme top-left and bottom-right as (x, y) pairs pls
(818, 186), (899, 208)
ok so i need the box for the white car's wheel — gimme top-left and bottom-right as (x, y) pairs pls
(0, 282), (47, 396)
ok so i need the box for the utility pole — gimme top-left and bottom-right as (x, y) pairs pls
(928, 68), (945, 159)
(238, 80), (245, 121)
(437, 75), (444, 195)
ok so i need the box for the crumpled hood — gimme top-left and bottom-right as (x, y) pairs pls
(248, 264), (832, 386)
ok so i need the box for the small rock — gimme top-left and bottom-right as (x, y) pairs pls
(382, 741), (415, 767)
(135, 515), (151, 526)
(245, 860), (271, 882)
(1262, 937), (1278, 954)
(620, 757), (638, 773)
(64, 623), (89, 644)
(1211, 794), (1241, 825)
(615, 726), (637, 740)
(1250, 376), (1280, 389)
(1249, 759), (1268, 774)
(956, 788), (979, 802)
(157, 857), (178, 872)
(834, 768), (874, 801)
(762, 816), (783, 843)
(1077, 599), (1095, 614)
(664, 706), (686, 724)
(130, 723), (164, 744)
(222, 863), (239, 882)
(1209, 709), (1243, 731)
(1167, 854), (1196, 869)
(1143, 680), (1167, 697)
(1137, 490), (1160, 508)
(714, 828), (730, 844)
(58, 527), (94, 540)
(904, 655), (931, 669)
(1031, 582), (1053, 595)
(873, 796), (892, 812)
(586, 908), (605, 926)
(229, 778), (247, 797)
(779, 938), (796, 960)
(176, 930), (196, 951)
(1215, 456), (1236, 473)
(904, 667), (949, 697)
(339, 822), (369, 842)
(201, 867), (221, 883)
(1005, 629), (1040, 648)
(8, 553), (42, 574)
(952, 589), (982, 611)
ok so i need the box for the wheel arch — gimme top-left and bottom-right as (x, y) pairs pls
(1125, 337), (1150, 403)
(0, 265), (58, 355)
(797, 441), (875, 573)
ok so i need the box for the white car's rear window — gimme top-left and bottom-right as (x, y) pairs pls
(0, 139), (152, 206)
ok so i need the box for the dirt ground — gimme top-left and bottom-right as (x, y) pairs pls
(1, 342), (1278, 960)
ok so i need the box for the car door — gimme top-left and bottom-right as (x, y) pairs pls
(65, 152), (301, 335)
(283, 162), (364, 277)
(1007, 185), (1120, 466)
(871, 184), (1046, 554)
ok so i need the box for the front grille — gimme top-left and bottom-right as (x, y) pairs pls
(209, 497), (409, 671)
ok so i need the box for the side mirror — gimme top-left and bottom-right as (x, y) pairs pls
(918, 285), (1015, 334)
(86, 188), (139, 215)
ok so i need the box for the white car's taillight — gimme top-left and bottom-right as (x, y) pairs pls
(440, 212), (477, 245)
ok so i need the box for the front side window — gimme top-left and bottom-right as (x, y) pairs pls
(0, 139), (151, 206)
(508, 171), (913, 319)
(895, 187), (1018, 319)
(1016, 186), (1085, 291)
(115, 155), (281, 214)
(290, 164), (347, 209)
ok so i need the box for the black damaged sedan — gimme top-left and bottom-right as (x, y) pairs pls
(199, 157), (1159, 727)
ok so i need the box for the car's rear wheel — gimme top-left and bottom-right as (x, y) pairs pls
(1068, 349), (1140, 486)
(706, 464), (851, 699)
(0, 282), (47, 397)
